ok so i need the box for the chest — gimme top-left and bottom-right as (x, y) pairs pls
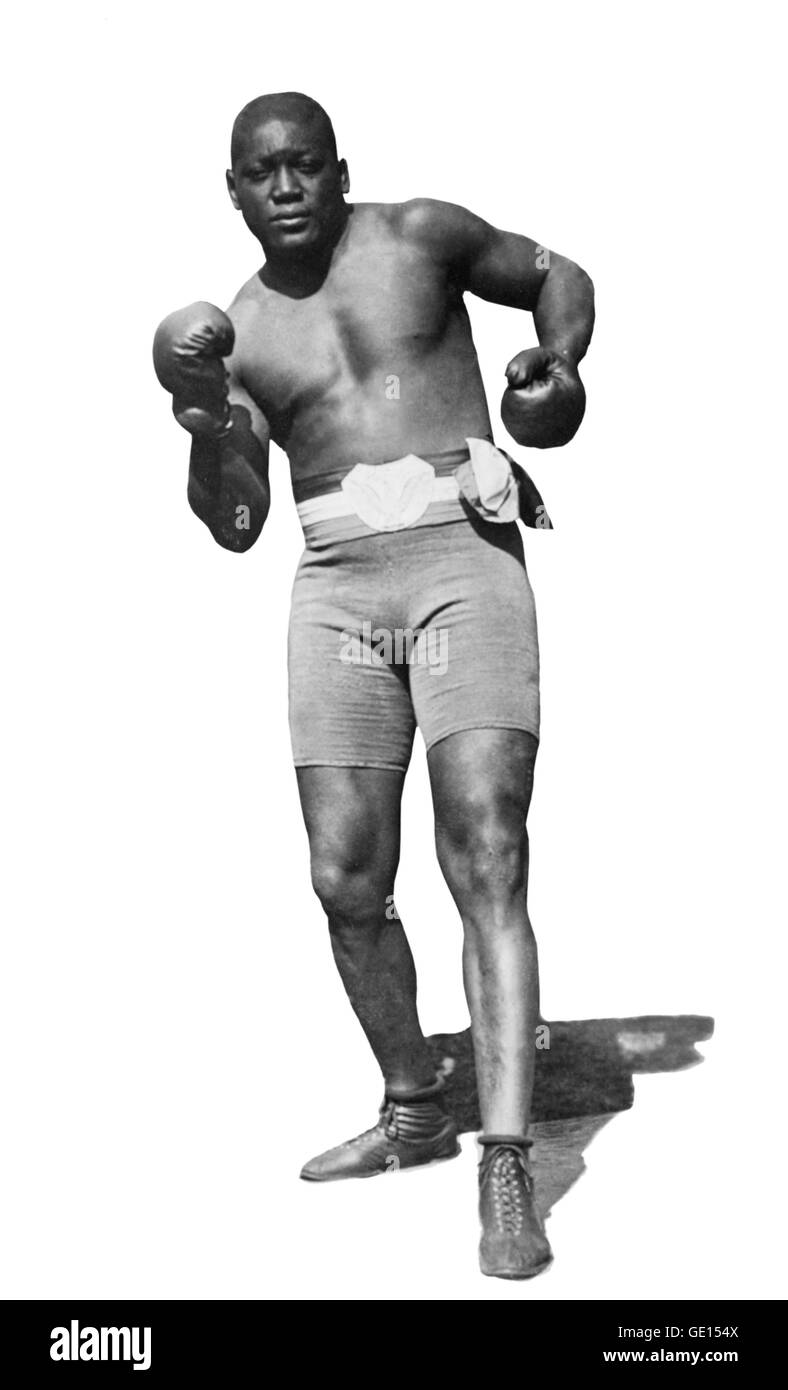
(239, 241), (455, 413)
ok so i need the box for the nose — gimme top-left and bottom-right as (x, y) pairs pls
(271, 165), (302, 203)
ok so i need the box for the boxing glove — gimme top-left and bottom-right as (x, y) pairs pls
(153, 302), (235, 437)
(501, 346), (586, 449)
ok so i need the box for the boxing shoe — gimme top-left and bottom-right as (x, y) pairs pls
(478, 1134), (553, 1279)
(300, 1076), (460, 1181)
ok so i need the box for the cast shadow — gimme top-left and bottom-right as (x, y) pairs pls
(426, 1014), (714, 1220)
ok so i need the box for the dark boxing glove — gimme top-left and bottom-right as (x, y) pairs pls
(501, 346), (586, 449)
(153, 302), (235, 438)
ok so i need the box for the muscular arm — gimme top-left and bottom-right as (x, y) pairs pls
(187, 373), (271, 553)
(403, 199), (595, 363)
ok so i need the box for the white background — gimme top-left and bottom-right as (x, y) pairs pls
(2, 0), (786, 1300)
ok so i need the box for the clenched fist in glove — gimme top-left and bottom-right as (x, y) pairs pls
(501, 345), (586, 449)
(153, 302), (235, 438)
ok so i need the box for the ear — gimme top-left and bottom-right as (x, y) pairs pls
(226, 169), (241, 210)
(338, 158), (350, 195)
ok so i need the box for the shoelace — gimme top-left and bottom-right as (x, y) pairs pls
(484, 1145), (533, 1236)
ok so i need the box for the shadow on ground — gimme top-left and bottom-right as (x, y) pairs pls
(426, 1014), (714, 1219)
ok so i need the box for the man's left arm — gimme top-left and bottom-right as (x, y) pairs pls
(406, 200), (595, 447)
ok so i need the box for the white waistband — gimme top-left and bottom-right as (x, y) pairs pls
(296, 472), (460, 525)
(296, 438), (519, 532)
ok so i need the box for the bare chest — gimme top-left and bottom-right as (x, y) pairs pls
(237, 242), (456, 420)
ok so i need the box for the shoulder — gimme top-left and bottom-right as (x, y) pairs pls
(350, 198), (482, 245)
(386, 199), (495, 271)
(398, 198), (491, 244)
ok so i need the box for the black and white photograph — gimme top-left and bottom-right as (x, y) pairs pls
(2, 0), (786, 1332)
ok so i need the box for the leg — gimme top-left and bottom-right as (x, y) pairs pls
(428, 727), (540, 1134)
(404, 514), (549, 1272)
(296, 764), (436, 1093)
(428, 728), (553, 1278)
(296, 764), (460, 1180)
(288, 538), (458, 1179)
(429, 727), (551, 1276)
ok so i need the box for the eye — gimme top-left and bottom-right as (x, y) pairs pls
(298, 161), (321, 174)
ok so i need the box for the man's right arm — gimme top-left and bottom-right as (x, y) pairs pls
(187, 375), (271, 553)
(153, 302), (271, 553)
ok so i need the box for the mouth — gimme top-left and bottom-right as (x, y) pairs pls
(270, 212), (311, 230)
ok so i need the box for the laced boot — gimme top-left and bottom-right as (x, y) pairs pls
(300, 1076), (460, 1181)
(478, 1134), (553, 1279)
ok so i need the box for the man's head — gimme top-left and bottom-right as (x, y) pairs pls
(227, 92), (349, 258)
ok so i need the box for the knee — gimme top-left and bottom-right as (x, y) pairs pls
(436, 815), (528, 907)
(310, 854), (393, 925)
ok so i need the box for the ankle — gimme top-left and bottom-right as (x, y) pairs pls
(478, 1132), (531, 1147)
(385, 1072), (444, 1103)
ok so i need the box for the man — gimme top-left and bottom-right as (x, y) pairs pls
(153, 91), (594, 1280)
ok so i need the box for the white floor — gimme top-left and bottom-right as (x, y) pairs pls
(3, 981), (783, 1301)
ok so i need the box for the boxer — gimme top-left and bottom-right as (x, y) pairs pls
(153, 91), (594, 1279)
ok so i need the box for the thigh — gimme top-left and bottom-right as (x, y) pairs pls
(428, 727), (538, 845)
(288, 542), (416, 773)
(407, 520), (540, 755)
(296, 765), (406, 877)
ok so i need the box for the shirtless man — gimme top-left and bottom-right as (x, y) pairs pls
(153, 91), (594, 1280)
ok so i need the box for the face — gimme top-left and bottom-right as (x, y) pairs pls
(227, 116), (349, 257)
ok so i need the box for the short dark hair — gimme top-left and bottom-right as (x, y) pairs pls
(230, 92), (338, 166)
